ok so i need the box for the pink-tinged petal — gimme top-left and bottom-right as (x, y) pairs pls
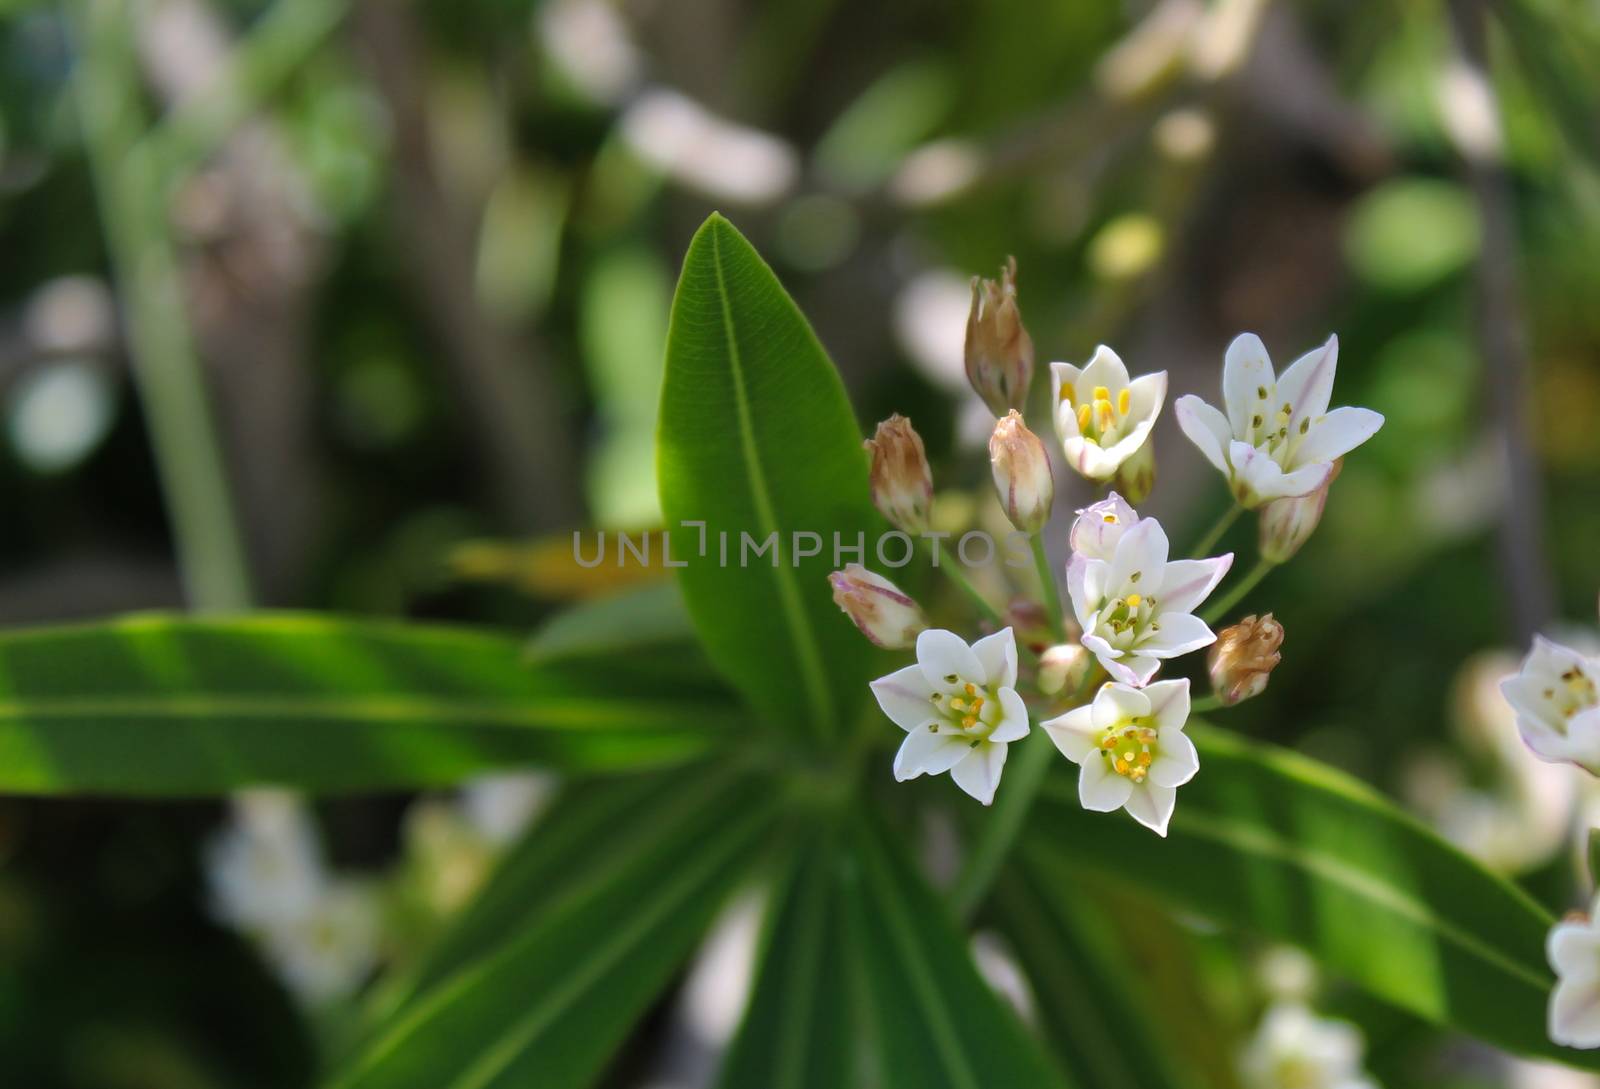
(1293, 406), (1384, 466)
(1149, 728), (1198, 787)
(988, 687), (1031, 743)
(1156, 555), (1233, 615)
(950, 742), (1007, 805)
(1228, 441), (1290, 506)
(871, 664), (937, 731)
(1074, 439), (1123, 482)
(1092, 682), (1151, 729)
(1097, 418), (1157, 475)
(1042, 705), (1097, 762)
(1551, 973), (1600, 1048)
(1275, 334), (1338, 427)
(1078, 755), (1134, 812)
(1067, 558), (1103, 628)
(970, 628), (1018, 689)
(1272, 459), (1335, 500)
(894, 725), (968, 780)
(1104, 652), (1161, 687)
(1143, 678), (1191, 732)
(1109, 517), (1170, 591)
(1223, 333), (1275, 438)
(1174, 396), (1232, 474)
(1124, 782), (1178, 836)
(916, 629), (983, 691)
(1076, 345), (1131, 401)
(1140, 613), (1217, 658)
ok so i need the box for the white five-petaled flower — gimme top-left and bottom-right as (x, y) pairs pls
(1501, 636), (1600, 775)
(870, 627), (1029, 806)
(1069, 491), (1140, 562)
(1548, 895), (1600, 1049)
(1042, 678), (1196, 836)
(1066, 515), (1232, 686)
(1051, 346), (1167, 483)
(1174, 333), (1383, 509)
(1239, 1003), (1380, 1089)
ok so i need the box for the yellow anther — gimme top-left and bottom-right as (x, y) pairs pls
(1098, 402), (1114, 429)
(949, 698), (968, 712)
(1102, 513), (1117, 524)
(1060, 385), (1075, 404)
(1114, 758), (1130, 774)
(1077, 404), (1092, 432)
(1117, 388), (1130, 415)
(1093, 385), (1110, 401)
(1125, 593), (1142, 608)
(1137, 751), (1152, 767)
(962, 715), (978, 729)
(965, 683), (978, 697)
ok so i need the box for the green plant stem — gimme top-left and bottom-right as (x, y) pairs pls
(1190, 693), (1225, 713)
(949, 669), (1099, 921)
(1201, 557), (1277, 625)
(932, 539), (1003, 627)
(70, 0), (253, 611)
(1189, 503), (1242, 558)
(1029, 534), (1068, 642)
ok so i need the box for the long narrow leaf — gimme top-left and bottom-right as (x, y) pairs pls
(0, 614), (733, 795)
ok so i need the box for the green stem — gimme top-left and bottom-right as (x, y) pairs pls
(932, 539), (1003, 627)
(1189, 504), (1242, 559)
(70, 0), (253, 611)
(1201, 557), (1277, 625)
(1190, 693), (1225, 713)
(1029, 534), (1068, 642)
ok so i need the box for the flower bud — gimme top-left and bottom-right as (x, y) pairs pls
(1207, 613), (1284, 706)
(964, 257), (1034, 416)
(1258, 459), (1342, 563)
(1112, 439), (1156, 504)
(1069, 491), (1140, 562)
(828, 564), (926, 649)
(864, 415), (934, 534)
(989, 410), (1054, 534)
(1037, 642), (1092, 696)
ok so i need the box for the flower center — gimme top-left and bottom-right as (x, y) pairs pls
(929, 681), (999, 742)
(1543, 665), (1600, 729)
(1097, 721), (1159, 783)
(1064, 384), (1133, 446)
(1244, 384), (1315, 467)
(1097, 588), (1158, 649)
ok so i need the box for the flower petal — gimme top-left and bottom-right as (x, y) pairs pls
(1293, 406), (1385, 467)
(894, 725), (969, 780)
(988, 687), (1031, 743)
(1175, 395), (1232, 474)
(1126, 371), (1167, 424)
(870, 664), (937, 731)
(1109, 517), (1170, 592)
(1149, 728), (1198, 787)
(970, 628), (1018, 689)
(1550, 921), (1600, 972)
(1551, 974), (1600, 1048)
(1092, 682), (1151, 729)
(1103, 651), (1161, 687)
(1143, 678), (1191, 732)
(1274, 334), (1338, 427)
(1042, 704), (1097, 762)
(1140, 613), (1217, 658)
(1156, 555), (1233, 615)
(1075, 344), (1131, 402)
(1078, 755), (1134, 812)
(916, 628), (983, 691)
(1223, 333), (1275, 438)
(950, 742), (1007, 805)
(1124, 782), (1178, 836)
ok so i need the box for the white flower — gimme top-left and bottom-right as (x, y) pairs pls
(1501, 636), (1600, 774)
(461, 771), (554, 847)
(1239, 1003), (1379, 1089)
(1050, 346), (1167, 482)
(1069, 491), (1140, 562)
(1174, 333), (1383, 508)
(259, 878), (382, 1005)
(1041, 678), (1196, 835)
(1550, 897), (1600, 1049)
(1066, 515), (1232, 686)
(870, 627), (1030, 805)
(206, 790), (326, 931)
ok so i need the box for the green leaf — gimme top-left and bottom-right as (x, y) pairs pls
(844, 812), (1072, 1089)
(1032, 724), (1597, 1070)
(524, 580), (701, 666)
(0, 613), (734, 795)
(334, 763), (781, 1089)
(658, 213), (883, 743)
(988, 862), (1205, 1089)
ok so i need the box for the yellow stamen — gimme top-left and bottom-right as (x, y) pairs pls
(1117, 388), (1130, 415)
(1077, 404), (1092, 432)
(965, 683), (978, 697)
(1060, 385), (1075, 404)
(1092, 385), (1110, 401)
(1098, 402), (1114, 429)
(962, 715), (978, 729)
(1125, 593), (1142, 608)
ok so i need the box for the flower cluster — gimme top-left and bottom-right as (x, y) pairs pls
(835, 258), (1381, 835)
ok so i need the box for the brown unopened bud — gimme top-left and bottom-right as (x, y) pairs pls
(964, 257), (1034, 416)
(1037, 643), (1092, 696)
(989, 410), (1054, 534)
(1207, 613), (1284, 706)
(828, 564), (926, 648)
(1112, 439), (1156, 505)
(864, 415), (933, 534)
(1259, 459), (1342, 564)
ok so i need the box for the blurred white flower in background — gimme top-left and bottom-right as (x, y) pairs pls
(620, 89), (797, 206)
(1239, 1003), (1379, 1089)
(536, 0), (641, 106)
(891, 268), (997, 447)
(460, 771), (554, 848)
(257, 878), (383, 1006)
